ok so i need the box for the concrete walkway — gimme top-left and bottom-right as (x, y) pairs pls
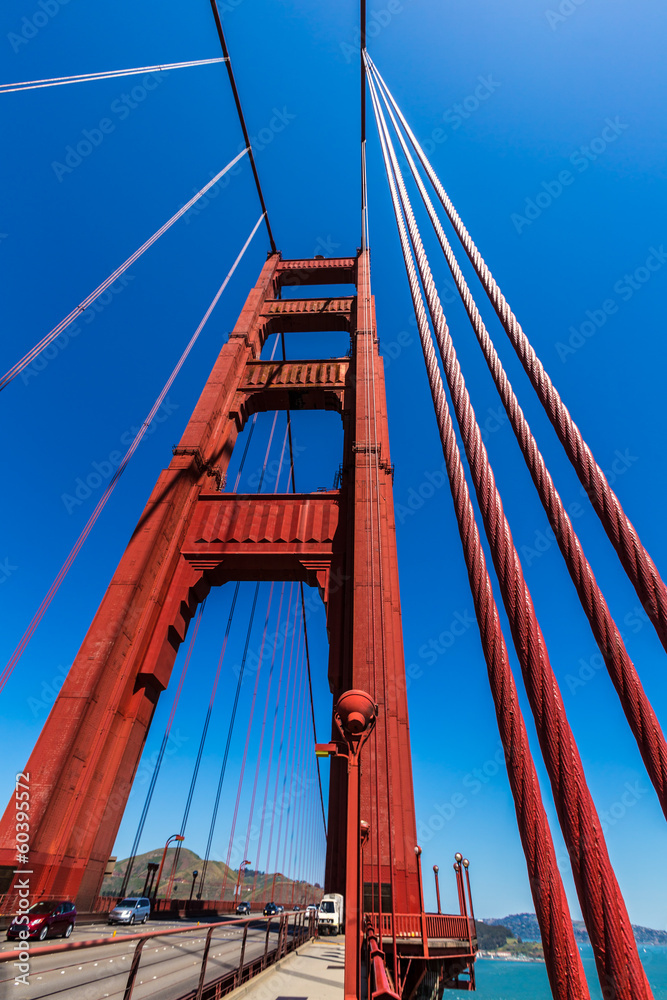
(229, 936), (345, 999)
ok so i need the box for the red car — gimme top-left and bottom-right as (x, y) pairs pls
(6, 901), (77, 941)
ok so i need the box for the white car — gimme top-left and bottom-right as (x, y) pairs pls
(108, 897), (151, 925)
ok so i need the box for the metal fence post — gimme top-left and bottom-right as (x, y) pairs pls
(263, 917), (272, 968)
(194, 925), (216, 1000)
(123, 939), (148, 1000)
(236, 923), (249, 987)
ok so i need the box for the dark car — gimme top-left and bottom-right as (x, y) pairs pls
(263, 902), (279, 916)
(236, 901), (251, 914)
(6, 901), (76, 941)
(293, 905), (300, 911)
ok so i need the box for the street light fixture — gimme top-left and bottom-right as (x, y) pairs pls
(153, 835), (185, 902)
(189, 870), (199, 902)
(234, 860), (251, 907)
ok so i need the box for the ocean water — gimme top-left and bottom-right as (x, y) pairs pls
(448, 947), (667, 999)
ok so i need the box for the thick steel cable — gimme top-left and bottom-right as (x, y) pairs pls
(368, 56), (667, 657)
(0, 212), (264, 693)
(368, 68), (651, 1000)
(370, 65), (667, 819)
(0, 57), (228, 94)
(369, 71), (590, 1000)
(369, 70), (593, 1000)
(0, 151), (251, 390)
(208, 1), (276, 253)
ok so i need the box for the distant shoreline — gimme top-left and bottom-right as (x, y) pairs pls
(477, 950), (544, 964)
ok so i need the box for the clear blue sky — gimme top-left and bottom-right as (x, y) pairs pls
(1, 0), (666, 926)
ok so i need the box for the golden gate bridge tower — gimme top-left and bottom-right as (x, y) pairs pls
(0, 4), (666, 1000)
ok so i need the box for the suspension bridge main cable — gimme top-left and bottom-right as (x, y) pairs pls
(367, 64), (592, 1000)
(368, 65), (651, 1000)
(0, 214), (264, 695)
(0, 153), (252, 390)
(367, 54), (667, 657)
(368, 59), (667, 818)
(208, 1), (276, 253)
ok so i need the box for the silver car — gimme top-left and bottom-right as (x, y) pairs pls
(108, 897), (151, 925)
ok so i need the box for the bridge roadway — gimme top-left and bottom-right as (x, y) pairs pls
(0, 915), (294, 1000)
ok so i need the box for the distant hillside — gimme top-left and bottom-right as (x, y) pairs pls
(475, 920), (544, 960)
(484, 913), (667, 947)
(101, 847), (321, 904)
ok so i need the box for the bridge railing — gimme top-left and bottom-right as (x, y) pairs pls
(373, 912), (477, 947)
(0, 911), (316, 1000)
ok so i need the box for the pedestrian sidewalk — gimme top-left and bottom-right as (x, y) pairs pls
(230, 936), (344, 999)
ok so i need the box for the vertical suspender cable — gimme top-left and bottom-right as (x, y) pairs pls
(367, 65), (592, 1000)
(250, 582), (296, 903)
(118, 601), (205, 897)
(370, 62), (667, 818)
(279, 330), (328, 839)
(368, 55), (667, 656)
(368, 65), (651, 1000)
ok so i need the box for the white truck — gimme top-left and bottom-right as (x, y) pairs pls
(318, 893), (344, 935)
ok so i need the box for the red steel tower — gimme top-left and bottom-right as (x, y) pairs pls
(0, 252), (476, 995)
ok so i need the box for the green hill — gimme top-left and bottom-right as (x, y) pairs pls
(101, 847), (321, 904)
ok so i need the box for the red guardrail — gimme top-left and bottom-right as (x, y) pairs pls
(365, 918), (401, 1000)
(0, 911), (316, 1000)
(375, 911), (475, 942)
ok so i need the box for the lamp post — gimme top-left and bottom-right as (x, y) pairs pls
(415, 846), (429, 958)
(189, 870), (199, 902)
(234, 860), (251, 907)
(316, 689), (376, 1000)
(433, 865), (441, 915)
(462, 859), (475, 922)
(153, 835), (185, 903)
